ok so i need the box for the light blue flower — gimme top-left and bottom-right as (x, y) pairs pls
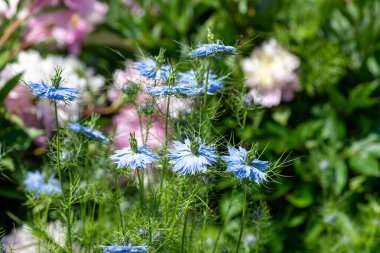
(24, 171), (61, 195)
(100, 244), (150, 253)
(222, 146), (269, 183)
(29, 82), (79, 102)
(167, 138), (218, 175)
(176, 70), (223, 96)
(135, 58), (171, 80)
(68, 122), (109, 144)
(146, 85), (191, 97)
(110, 145), (158, 170)
(190, 40), (236, 59)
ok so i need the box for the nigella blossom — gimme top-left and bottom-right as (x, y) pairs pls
(135, 58), (171, 80)
(24, 171), (62, 195)
(68, 122), (109, 143)
(222, 146), (269, 183)
(146, 85), (190, 97)
(110, 145), (158, 170)
(99, 244), (150, 253)
(29, 82), (80, 102)
(167, 138), (218, 175)
(190, 40), (236, 59)
(176, 70), (223, 96)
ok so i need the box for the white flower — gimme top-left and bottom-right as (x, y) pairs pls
(242, 39), (300, 107)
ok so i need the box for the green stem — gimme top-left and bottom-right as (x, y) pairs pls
(201, 192), (209, 251)
(203, 61), (211, 110)
(181, 209), (189, 253)
(54, 102), (73, 253)
(136, 170), (145, 208)
(115, 175), (125, 238)
(236, 188), (246, 253)
(159, 96), (171, 204)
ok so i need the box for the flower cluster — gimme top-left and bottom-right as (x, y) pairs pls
(110, 134), (269, 180)
(0, 50), (105, 146)
(68, 122), (109, 144)
(24, 0), (108, 54)
(241, 39), (300, 107)
(24, 171), (61, 195)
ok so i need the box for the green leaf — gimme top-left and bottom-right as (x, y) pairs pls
(348, 155), (380, 177)
(286, 185), (314, 208)
(333, 159), (347, 195)
(0, 73), (22, 103)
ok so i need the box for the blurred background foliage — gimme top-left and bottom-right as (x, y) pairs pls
(1, 0), (380, 252)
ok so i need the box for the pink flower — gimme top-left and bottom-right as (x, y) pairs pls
(241, 39), (300, 107)
(111, 105), (166, 148)
(24, 0), (108, 54)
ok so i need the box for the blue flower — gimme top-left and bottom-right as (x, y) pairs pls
(135, 58), (171, 80)
(222, 146), (269, 183)
(167, 138), (218, 175)
(24, 171), (61, 195)
(176, 70), (223, 96)
(190, 40), (236, 59)
(110, 145), (158, 170)
(68, 122), (109, 144)
(146, 85), (191, 97)
(100, 244), (150, 253)
(29, 82), (79, 102)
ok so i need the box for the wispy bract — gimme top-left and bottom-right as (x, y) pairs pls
(29, 82), (79, 102)
(68, 122), (109, 144)
(110, 145), (158, 170)
(135, 58), (171, 80)
(24, 171), (61, 195)
(176, 70), (223, 96)
(190, 40), (236, 59)
(99, 244), (150, 253)
(167, 138), (218, 175)
(222, 146), (269, 183)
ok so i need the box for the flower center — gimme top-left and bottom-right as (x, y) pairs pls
(190, 140), (199, 156)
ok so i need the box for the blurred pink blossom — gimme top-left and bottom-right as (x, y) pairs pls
(241, 39), (300, 107)
(24, 0), (108, 54)
(112, 105), (166, 148)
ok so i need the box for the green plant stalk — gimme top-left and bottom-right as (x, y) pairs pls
(200, 192), (209, 251)
(115, 175), (125, 238)
(212, 193), (235, 253)
(235, 188), (247, 253)
(181, 209), (189, 253)
(159, 95), (171, 204)
(203, 60), (211, 110)
(54, 102), (73, 253)
(136, 170), (145, 208)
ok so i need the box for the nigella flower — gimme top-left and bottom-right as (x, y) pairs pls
(190, 40), (236, 59)
(167, 138), (218, 175)
(146, 85), (191, 97)
(222, 146), (269, 183)
(110, 136), (158, 170)
(68, 122), (109, 144)
(135, 58), (171, 80)
(24, 171), (61, 195)
(176, 70), (223, 96)
(29, 82), (80, 102)
(99, 244), (150, 253)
